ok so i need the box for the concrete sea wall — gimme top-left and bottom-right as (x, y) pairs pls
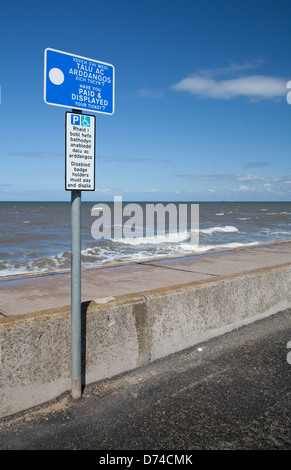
(1, 263), (291, 418)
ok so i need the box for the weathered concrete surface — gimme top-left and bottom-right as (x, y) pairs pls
(0, 309), (290, 450)
(0, 294), (147, 418)
(0, 241), (290, 418)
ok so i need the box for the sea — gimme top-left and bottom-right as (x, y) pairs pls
(0, 201), (290, 277)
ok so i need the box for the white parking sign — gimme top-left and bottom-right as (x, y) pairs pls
(65, 112), (96, 191)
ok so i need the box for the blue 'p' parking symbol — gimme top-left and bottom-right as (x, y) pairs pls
(71, 114), (80, 125)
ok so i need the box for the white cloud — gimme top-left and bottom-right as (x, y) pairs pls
(171, 75), (287, 100)
(237, 174), (267, 182)
(100, 155), (170, 164)
(243, 161), (269, 169)
(95, 188), (112, 193)
(137, 87), (164, 98)
(176, 173), (268, 182)
(230, 185), (259, 193)
(263, 183), (274, 192)
(8, 151), (63, 157)
(177, 172), (291, 197)
(197, 59), (265, 78)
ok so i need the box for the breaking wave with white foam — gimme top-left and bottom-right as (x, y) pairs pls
(0, 201), (290, 276)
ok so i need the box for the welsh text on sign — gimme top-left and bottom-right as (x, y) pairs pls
(44, 48), (115, 115)
(65, 112), (96, 191)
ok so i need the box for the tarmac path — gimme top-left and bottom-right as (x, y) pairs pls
(0, 308), (290, 451)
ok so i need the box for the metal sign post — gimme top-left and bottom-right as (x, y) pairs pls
(70, 187), (82, 398)
(66, 109), (96, 399)
(44, 48), (114, 399)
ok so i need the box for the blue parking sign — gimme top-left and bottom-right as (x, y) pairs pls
(71, 114), (80, 125)
(70, 114), (91, 126)
(44, 48), (115, 115)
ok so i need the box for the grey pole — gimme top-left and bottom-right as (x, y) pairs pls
(71, 189), (82, 399)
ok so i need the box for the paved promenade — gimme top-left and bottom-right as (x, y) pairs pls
(0, 240), (291, 317)
(0, 308), (290, 450)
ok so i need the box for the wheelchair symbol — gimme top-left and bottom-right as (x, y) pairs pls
(81, 116), (90, 127)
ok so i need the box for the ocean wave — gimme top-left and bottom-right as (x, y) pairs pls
(112, 230), (191, 246)
(178, 241), (260, 253)
(0, 239), (274, 277)
(1, 201), (290, 278)
(200, 225), (239, 235)
(262, 230), (291, 236)
(111, 225), (239, 245)
(0, 251), (72, 277)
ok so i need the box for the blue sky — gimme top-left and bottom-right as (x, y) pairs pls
(1, 0), (291, 202)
